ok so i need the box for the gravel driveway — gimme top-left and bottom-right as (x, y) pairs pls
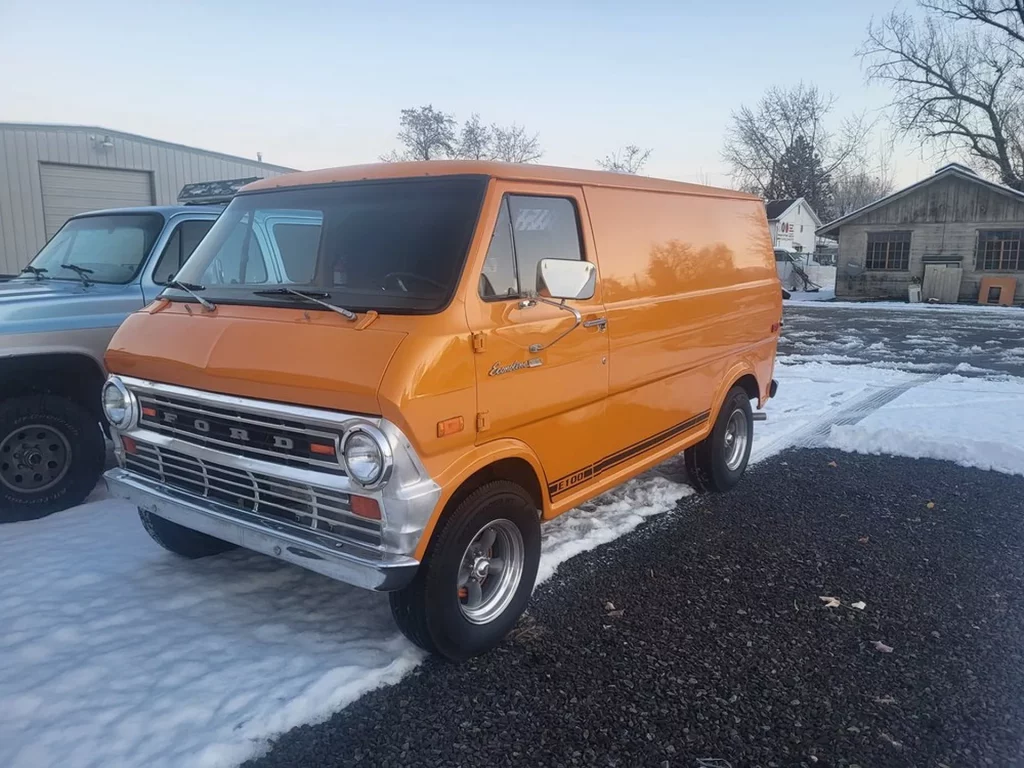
(248, 450), (1024, 768)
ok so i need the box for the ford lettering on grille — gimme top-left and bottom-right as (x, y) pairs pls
(137, 394), (343, 474)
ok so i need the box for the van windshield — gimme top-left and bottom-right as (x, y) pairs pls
(171, 176), (487, 313)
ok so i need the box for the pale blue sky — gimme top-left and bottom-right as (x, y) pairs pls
(0, 0), (931, 186)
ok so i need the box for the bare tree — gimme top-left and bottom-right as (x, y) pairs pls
(380, 105), (456, 161)
(491, 123), (543, 163)
(861, 2), (1024, 190)
(831, 137), (897, 217)
(832, 174), (896, 217)
(722, 82), (872, 212)
(456, 114), (492, 160)
(597, 145), (652, 174)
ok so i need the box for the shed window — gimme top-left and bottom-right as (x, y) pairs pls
(978, 230), (1022, 271)
(865, 231), (911, 271)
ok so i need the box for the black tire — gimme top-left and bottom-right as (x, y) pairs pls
(0, 394), (106, 522)
(139, 509), (237, 558)
(684, 386), (753, 493)
(390, 481), (541, 661)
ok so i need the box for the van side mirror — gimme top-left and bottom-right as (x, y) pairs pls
(536, 259), (596, 301)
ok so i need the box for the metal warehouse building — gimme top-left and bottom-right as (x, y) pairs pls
(0, 123), (294, 275)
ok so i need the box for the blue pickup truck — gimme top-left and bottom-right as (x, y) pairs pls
(0, 180), (256, 520)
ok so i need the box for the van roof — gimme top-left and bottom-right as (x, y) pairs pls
(241, 161), (759, 201)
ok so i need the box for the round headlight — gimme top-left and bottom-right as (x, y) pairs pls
(102, 378), (136, 429)
(342, 426), (392, 487)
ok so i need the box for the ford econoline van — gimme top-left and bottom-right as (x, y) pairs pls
(102, 162), (782, 660)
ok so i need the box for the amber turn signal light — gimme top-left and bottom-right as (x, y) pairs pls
(437, 416), (465, 438)
(309, 442), (336, 456)
(120, 435), (137, 455)
(350, 495), (381, 520)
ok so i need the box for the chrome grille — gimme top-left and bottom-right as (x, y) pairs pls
(133, 390), (345, 475)
(125, 443), (381, 548)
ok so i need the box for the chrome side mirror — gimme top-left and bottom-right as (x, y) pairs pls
(536, 259), (596, 301)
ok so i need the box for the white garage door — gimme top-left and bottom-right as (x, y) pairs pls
(40, 164), (154, 238)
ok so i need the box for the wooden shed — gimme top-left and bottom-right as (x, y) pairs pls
(818, 164), (1024, 305)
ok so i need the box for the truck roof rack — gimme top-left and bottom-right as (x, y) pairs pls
(177, 177), (261, 205)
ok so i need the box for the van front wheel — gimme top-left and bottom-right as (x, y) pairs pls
(685, 386), (753, 493)
(390, 481), (540, 661)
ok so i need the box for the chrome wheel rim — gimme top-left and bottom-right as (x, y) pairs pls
(723, 409), (749, 471)
(458, 518), (525, 625)
(0, 424), (72, 493)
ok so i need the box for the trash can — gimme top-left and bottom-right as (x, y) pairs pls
(908, 284), (922, 303)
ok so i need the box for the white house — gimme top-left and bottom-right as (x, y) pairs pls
(765, 198), (821, 254)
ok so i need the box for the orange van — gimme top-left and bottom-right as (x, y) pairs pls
(102, 162), (782, 659)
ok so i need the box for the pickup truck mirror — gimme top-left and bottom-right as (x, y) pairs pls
(536, 259), (596, 301)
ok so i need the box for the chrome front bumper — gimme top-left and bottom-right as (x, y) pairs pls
(106, 468), (421, 591)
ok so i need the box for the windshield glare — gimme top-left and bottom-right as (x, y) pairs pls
(172, 176), (487, 313)
(25, 214), (164, 284)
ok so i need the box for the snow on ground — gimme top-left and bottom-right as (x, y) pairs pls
(789, 299), (1024, 315)
(829, 373), (1024, 477)
(750, 361), (919, 464)
(2, 359), (1022, 768)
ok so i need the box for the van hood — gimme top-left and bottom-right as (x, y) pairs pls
(0, 278), (144, 334)
(105, 303), (407, 415)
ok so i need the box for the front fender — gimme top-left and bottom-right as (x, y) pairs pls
(413, 438), (548, 560)
(0, 327), (112, 370)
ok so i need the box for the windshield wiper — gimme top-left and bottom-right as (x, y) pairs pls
(20, 266), (48, 280)
(61, 264), (93, 286)
(252, 288), (357, 321)
(165, 279), (217, 311)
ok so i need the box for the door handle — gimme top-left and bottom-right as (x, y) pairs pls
(583, 317), (607, 331)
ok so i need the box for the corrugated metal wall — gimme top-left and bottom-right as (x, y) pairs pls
(0, 124), (294, 274)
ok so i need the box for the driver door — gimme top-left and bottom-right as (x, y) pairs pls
(467, 185), (611, 506)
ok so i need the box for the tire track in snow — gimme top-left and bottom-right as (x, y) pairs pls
(793, 374), (942, 448)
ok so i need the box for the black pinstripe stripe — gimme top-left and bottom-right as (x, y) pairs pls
(547, 410), (711, 498)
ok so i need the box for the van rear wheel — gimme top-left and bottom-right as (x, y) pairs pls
(685, 385), (753, 493)
(390, 481), (540, 661)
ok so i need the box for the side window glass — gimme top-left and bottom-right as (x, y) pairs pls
(479, 199), (518, 300)
(507, 196), (582, 296)
(152, 228), (182, 285)
(179, 220), (214, 263)
(152, 220), (215, 284)
(273, 221), (322, 283)
(201, 215), (268, 284)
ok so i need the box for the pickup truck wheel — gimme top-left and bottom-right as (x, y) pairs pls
(389, 481), (540, 661)
(684, 386), (753, 493)
(0, 395), (105, 521)
(138, 509), (237, 558)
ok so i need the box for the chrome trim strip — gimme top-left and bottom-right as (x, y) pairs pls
(106, 469), (419, 591)
(119, 375), (377, 429)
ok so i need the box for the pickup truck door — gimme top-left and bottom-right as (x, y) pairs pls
(466, 185), (611, 507)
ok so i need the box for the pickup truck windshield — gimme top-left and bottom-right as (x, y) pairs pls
(23, 213), (164, 284)
(171, 176), (487, 313)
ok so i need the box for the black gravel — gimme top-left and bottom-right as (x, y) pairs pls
(248, 450), (1024, 768)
